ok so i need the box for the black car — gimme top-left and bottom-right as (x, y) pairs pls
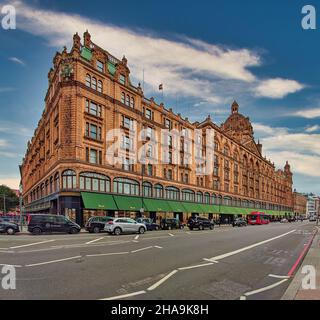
(85, 216), (114, 233)
(27, 214), (81, 235)
(187, 217), (214, 231)
(0, 221), (20, 235)
(160, 218), (183, 230)
(232, 218), (247, 227)
(136, 218), (160, 231)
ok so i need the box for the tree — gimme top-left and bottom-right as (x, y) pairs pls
(0, 185), (19, 213)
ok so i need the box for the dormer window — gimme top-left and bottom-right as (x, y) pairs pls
(96, 60), (104, 72)
(119, 74), (126, 85)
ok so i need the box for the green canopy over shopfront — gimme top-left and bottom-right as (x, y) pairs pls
(167, 201), (185, 213)
(181, 202), (206, 213)
(143, 199), (172, 212)
(81, 192), (118, 210)
(113, 195), (144, 211)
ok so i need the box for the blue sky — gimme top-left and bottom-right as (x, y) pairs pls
(0, 0), (319, 194)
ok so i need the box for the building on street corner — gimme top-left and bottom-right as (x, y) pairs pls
(20, 31), (294, 226)
(293, 190), (307, 218)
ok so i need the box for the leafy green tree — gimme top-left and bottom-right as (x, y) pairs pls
(0, 185), (19, 213)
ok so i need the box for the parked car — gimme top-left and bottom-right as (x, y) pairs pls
(160, 218), (183, 230)
(104, 218), (147, 235)
(136, 218), (160, 231)
(309, 216), (317, 222)
(280, 218), (289, 223)
(0, 221), (20, 235)
(232, 218), (247, 227)
(85, 216), (114, 233)
(187, 217), (214, 231)
(27, 214), (81, 235)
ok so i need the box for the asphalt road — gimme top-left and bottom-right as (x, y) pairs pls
(0, 221), (316, 300)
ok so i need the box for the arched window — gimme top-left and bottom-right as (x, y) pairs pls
(97, 80), (103, 93)
(40, 183), (45, 198)
(92, 77), (97, 90)
(62, 170), (77, 190)
(50, 177), (53, 194)
(113, 177), (139, 196)
(154, 184), (164, 198)
(242, 199), (249, 208)
(196, 191), (203, 203)
(204, 192), (210, 204)
(125, 95), (130, 106)
(121, 92), (125, 104)
(54, 173), (60, 192)
(182, 189), (195, 202)
(80, 172), (110, 192)
(224, 146), (229, 156)
(45, 180), (49, 196)
(165, 186), (180, 200)
(130, 97), (135, 108)
(85, 74), (91, 87)
(212, 194), (217, 205)
(143, 182), (152, 198)
(223, 196), (232, 206)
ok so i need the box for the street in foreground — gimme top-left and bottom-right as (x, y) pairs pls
(0, 221), (316, 300)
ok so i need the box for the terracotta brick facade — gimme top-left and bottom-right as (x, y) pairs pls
(20, 31), (294, 224)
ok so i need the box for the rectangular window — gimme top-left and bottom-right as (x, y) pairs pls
(89, 149), (98, 164)
(119, 74), (126, 85)
(122, 116), (134, 130)
(86, 100), (102, 117)
(122, 136), (133, 150)
(165, 118), (172, 130)
(145, 108), (152, 120)
(146, 126), (153, 139)
(90, 124), (97, 140)
(97, 60), (104, 72)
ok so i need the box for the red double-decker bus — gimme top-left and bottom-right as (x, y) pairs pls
(248, 212), (270, 225)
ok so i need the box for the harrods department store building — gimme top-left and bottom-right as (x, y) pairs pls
(20, 31), (294, 226)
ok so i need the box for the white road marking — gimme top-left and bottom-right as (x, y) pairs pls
(204, 230), (296, 262)
(86, 252), (129, 257)
(10, 239), (55, 249)
(240, 296), (247, 300)
(25, 255), (82, 267)
(178, 262), (214, 271)
(132, 240), (139, 243)
(134, 235), (139, 240)
(101, 290), (146, 300)
(131, 246), (153, 253)
(85, 237), (104, 245)
(0, 263), (22, 268)
(154, 246), (163, 249)
(147, 270), (178, 291)
(203, 259), (219, 263)
(268, 274), (290, 279)
(244, 279), (288, 297)
(168, 233), (174, 237)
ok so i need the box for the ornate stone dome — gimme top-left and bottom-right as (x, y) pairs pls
(221, 101), (254, 144)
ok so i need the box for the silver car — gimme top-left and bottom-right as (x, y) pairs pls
(104, 218), (147, 235)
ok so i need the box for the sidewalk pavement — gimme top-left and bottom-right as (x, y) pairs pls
(282, 227), (320, 300)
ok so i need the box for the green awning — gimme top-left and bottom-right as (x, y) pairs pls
(81, 192), (118, 210)
(182, 202), (205, 213)
(81, 47), (92, 61)
(167, 201), (185, 213)
(143, 199), (171, 212)
(201, 204), (216, 214)
(113, 195), (143, 211)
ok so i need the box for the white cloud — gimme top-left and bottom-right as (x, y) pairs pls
(292, 108), (320, 119)
(254, 78), (304, 98)
(8, 57), (25, 66)
(306, 125), (320, 133)
(0, 139), (8, 148)
(8, 0), (304, 103)
(0, 121), (33, 137)
(254, 123), (320, 179)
